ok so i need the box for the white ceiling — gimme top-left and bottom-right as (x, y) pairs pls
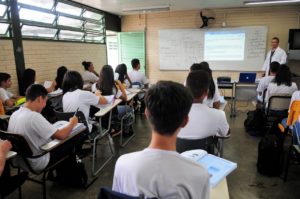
(73, 0), (300, 15)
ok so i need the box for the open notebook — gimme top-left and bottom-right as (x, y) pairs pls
(181, 149), (237, 187)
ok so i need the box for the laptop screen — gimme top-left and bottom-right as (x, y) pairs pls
(239, 73), (256, 83)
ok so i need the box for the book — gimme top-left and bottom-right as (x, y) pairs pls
(48, 88), (63, 97)
(53, 121), (85, 133)
(181, 149), (237, 188)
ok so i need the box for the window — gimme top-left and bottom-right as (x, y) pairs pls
(56, 2), (82, 16)
(86, 34), (104, 42)
(18, 0), (54, 10)
(85, 22), (103, 31)
(19, 8), (55, 24)
(59, 30), (84, 40)
(0, 22), (9, 35)
(22, 25), (57, 38)
(83, 10), (103, 21)
(57, 16), (83, 28)
(0, 4), (6, 17)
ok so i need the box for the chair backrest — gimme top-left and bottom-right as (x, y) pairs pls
(0, 130), (33, 157)
(267, 94), (292, 112)
(54, 109), (89, 130)
(98, 187), (141, 199)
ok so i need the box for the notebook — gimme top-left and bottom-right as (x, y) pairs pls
(181, 149), (237, 187)
(239, 73), (256, 83)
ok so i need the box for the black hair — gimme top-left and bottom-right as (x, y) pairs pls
(272, 37), (279, 43)
(190, 63), (202, 71)
(131, 58), (140, 69)
(144, 81), (193, 136)
(82, 61), (92, 71)
(115, 63), (128, 83)
(55, 66), (68, 90)
(25, 84), (48, 101)
(186, 70), (211, 99)
(270, 62), (280, 74)
(0, 73), (11, 87)
(273, 64), (292, 86)
(21, 68), (36, 96)
(62, 71), (83, 93)
(96, 65), (114, 95)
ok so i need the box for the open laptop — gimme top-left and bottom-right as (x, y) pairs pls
(239, 73), (256, 83)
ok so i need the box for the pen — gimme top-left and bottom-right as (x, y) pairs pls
(73, 108), (79, 117)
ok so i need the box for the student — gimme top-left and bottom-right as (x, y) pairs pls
(128, 58), (149, 87)
(8, 84), (78, 172)
(115, 63), (132, 86)
(113, 81), (209, 198)
(81, 61), (98, 85)
(265, 64), (298, 104)
(177, 70), (229, 151)
(0, 73), (19, 107)
(257, 61), (280, 102)
(0, 140), (11, 176)
(55, 66), (68, 90)
(62, 71), (108, 132)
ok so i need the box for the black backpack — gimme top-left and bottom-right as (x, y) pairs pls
(244, 109), (266, 136)
(256, 117), (287, 176)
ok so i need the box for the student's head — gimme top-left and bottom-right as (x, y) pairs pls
(271, 37), (279, 49)
(115, 63), (128, 83)
(0, 73), (12, 89)
(269, 61), (280, 75)
(62, 71), (83, 93)
(21, 68), (36, 96)
(144, 81), (193, 136)
(131, 59), (140, 70)
(25, 84), (48, 112)
(97, 65), (114, 95)
(82, 61), (94, 71)
(186, 70), (211, 100)
(190, 63), (202, 72)
(274, 64), (292, 86)
(55, 66), (68, 90)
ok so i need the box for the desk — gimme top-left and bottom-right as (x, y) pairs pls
(6, 151), (17, 160)
(92, 99), (122, 176)
(211, 178), (229, 199)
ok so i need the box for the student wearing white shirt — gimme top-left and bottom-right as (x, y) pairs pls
(8, 84), (78, 172)
(262, 37), (287, 76)
(265, 65), (298, 107)
(62, 71), (108, 132)
(81, 61), (99, 86)
(257, 61), (280, 103)
(178, 70), (230, 153)
(113, 81), (209, 199)
(128, 58), (149, 87)
(0, 73), (19, 107)
(115, 63), (132, 87)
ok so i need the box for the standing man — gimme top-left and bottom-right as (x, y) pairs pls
(262, 37), (287, 76)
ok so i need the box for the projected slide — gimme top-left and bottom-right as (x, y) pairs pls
(204, 31), (245, 61)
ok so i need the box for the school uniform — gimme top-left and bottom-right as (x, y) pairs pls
(178, 103), (229, 139)
(128, 70), (149, 85)
(256, 76), (275, 102)
(82, 71), (98, 84)
(265, 82), (298, 104)
(0, 88), (13, 103)
(113, 148), (209, 199)
(203, 80), (221, 108)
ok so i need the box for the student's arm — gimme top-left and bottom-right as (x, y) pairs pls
(213, 101), (221, 109)
(95, 90), (108, 104)
(4, 99), (15, 107)
(125, 74), (132, 86)
(115, 80), (127, 101)
(0, 140), (12, 176)
(51, 116), (78, 140)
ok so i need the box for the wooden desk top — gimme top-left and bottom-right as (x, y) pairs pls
(94, 99), (122, 117)
(211, 178), (229, 199)
(127, 92), (138, 102)
(6, 151), (17, 160)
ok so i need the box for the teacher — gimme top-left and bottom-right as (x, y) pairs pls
(262, 37), (287, 76)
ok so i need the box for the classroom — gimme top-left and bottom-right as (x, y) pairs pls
(1, 0), (300, 198)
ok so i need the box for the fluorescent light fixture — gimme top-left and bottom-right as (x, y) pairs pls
(244, 0), (300, 5)
(122, 5), (170, 13)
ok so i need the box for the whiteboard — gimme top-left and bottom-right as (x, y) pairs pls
(159, 26), (268, 71)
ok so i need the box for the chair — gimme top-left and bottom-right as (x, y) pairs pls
(265, 95), (291, 127)
(98, 187), (157, 199)
(0, 130), (70, 199)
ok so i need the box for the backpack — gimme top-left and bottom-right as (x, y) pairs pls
(50, 154), (88, 188)
(244, 109), (266, 136)
(256, 117), (287, 176)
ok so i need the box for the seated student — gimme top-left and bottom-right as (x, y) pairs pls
(257, 61), (280, 103)
(112, 81), (209, 198)
(128, 58), (149, 87)
(62, 71), (108, 133)
(0, 73), (20, 107)
(115, 63), (132, 87)
(265, 64), (298, 106)
(0, 140), (28, 197)
(8, 84), (78, 172)
(177, 70), (229, 152)
(55, 66), (68, 90)
(81, 61), (99, 87)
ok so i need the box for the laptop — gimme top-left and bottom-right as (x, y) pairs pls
(239, 73), (256, 83)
